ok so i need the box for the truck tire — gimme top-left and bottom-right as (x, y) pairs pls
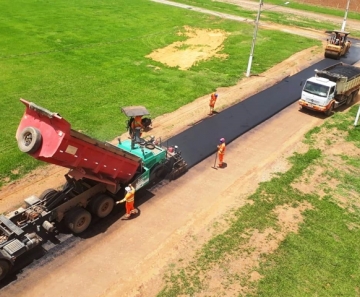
(354, 90), (359, 101)
(325, 103), (334, 116)
(39, 188), (58, 200)
(65, 208), (92, 234)
(17, 126), (42, 154)
(346, 93), (354, 105)
(0, 259), (11, 281)
(89, 194), (114, 218)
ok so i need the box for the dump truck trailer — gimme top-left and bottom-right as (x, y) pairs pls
(0, 99), (187, 281)
(299, 63), (360, 115)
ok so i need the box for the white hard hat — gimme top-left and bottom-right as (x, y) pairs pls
(125, 187), (131, 192)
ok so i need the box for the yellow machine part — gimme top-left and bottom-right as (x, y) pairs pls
(324, 41), (351, 60)
(324, 49), (340, 59)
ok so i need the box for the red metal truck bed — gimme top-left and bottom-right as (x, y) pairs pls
(16, 99), (141, 192)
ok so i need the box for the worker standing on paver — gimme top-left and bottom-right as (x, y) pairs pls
(130, 115), (144, 137)
(129, 115), (144, 148)
(217, 138), (226, 168)
(209, 92), (218, 115)
(116, 184), (138, 218)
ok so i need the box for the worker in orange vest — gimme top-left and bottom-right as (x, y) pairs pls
(129, 115), (144, 148)
(217, 138), (226, 168)
(209, 92), (218, 115)
(116, 184), (138, 218)
(129, 116), (144, 137)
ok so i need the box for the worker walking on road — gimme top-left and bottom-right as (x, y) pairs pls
(116, 184), (138, 218)
(209, 92), (218, 115)
(217, 138), (226, 168)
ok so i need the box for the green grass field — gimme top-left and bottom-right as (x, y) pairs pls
(0, 0), (319, 186)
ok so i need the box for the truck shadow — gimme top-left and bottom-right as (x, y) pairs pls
(298, 103), (357, 118)
(0, 183), (162, 287)
(0, 246), (46, 288)
(79, 187), (155, 239)
(298, 107), (329, 119)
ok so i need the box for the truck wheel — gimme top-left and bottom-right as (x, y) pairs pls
(65, 208), (92, 234)
(346, 93), (354, 105)
(354, 90), (359, 101)
(325, 103), (334, 116)
(90, 194), (114, 218)
(0, 259), (11, 281)
(39, 188), (58, 200)
(17, 126), (42, 154)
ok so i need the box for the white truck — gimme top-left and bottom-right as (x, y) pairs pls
(299, 63), (360, 115)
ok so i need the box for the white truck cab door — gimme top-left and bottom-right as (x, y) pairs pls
(329, 86), (336, 99)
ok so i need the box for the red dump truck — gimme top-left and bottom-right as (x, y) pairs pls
(0, 99), (187, 281)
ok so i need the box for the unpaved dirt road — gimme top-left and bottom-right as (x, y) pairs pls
(1, 1), (360, 296)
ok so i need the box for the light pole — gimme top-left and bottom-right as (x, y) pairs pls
(341, 0), (351, 31)
(246, 1), (290, 77)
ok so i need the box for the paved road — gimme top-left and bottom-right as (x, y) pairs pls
(168, 46), (360, 167)
(151, 0), (360, 167)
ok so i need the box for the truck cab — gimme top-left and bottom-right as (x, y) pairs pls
(299, 63), (360, 116)
(300, 77), (336, 113)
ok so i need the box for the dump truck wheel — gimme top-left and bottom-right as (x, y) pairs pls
(0, 259), (11, 281)
(39, 188), (58, 200)
(65, 208), (92, 234)
(346, 93), (354, 105)
(17, 126), (42, 154)
(325, 103), (334, 116)
(90, 194), (114, 218)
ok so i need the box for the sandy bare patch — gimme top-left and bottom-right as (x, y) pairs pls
(292, 124), (360, 211)
(185, 202), (314, 297)
(146, 26), (229, 70)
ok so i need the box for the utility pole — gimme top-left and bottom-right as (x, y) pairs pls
(341, 0), (351, 31)
(246, 0), (263, 77)
(246, 1), (289, 77)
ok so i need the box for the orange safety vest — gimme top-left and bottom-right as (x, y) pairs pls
(209, 93), (217, 107)
(131, 116), (143, 129)
(217, 143), (225, 155)
(125, 189), (135, 202)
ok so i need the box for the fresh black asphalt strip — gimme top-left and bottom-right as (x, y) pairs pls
(167, 42), (360, 168)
